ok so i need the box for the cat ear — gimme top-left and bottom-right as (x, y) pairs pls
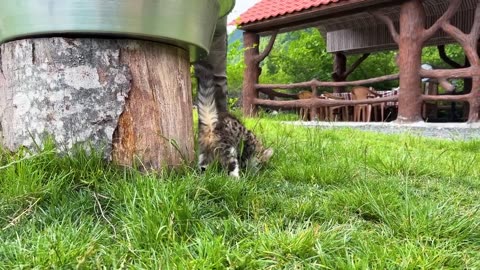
(262, 148), (274, 161)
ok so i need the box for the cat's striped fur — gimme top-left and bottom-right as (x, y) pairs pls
(194, 61), (273, 178)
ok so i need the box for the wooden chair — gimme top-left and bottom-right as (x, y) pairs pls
(375, 88), (399, 121)
(297, 90), (312, 120)
(297, 91), (325, 121)
(351, 86), (383, 122)
(422, 81), (439, 120)
(322, 92), (350, 121)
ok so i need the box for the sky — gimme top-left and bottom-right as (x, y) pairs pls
(227, 0), (261, 33)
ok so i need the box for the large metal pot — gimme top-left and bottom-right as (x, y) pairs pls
(0, 0), (235, 61)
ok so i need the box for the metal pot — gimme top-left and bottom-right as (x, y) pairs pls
(0, 0), (235, 61)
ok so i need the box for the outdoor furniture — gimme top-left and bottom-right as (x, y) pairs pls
(297, 90), (313, 121)
(422, 81), (439, 120)
(323, 93), (350, 121)
(239, 0), (480, 123)
(351, 87), (381, 122)
(376, 88), (400, 121)
(297, 90), (327, 121)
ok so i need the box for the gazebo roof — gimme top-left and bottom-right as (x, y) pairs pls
(235, 0), (344, 25)
(233, 0), (477, 54)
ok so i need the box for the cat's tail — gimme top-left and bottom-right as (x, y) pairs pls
(194, 61), (218, 131)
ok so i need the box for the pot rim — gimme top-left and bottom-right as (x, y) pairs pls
(0, 0), (235, 61)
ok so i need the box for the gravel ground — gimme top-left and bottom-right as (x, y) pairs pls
(283, 121), (480, 141)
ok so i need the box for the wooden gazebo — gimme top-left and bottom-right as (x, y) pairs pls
(234, 0), (480, 123)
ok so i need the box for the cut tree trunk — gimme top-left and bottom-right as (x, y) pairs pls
(0, 38), (194, 170)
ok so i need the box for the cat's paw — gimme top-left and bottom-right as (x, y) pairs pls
(229, 167), (240, 178)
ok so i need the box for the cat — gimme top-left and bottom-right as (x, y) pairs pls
(193, 61), (273, 178)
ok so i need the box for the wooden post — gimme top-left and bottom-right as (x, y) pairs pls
(440, 1), (480, 122)
(0, 38), (194, 170)
(332, 52), (369, 94)
(332, 52), (347, 93)
(396, 0), (425, 122)
(374, 0), (461, 123)
(242, 31), (277, 117)
(243, 31), (260, 116)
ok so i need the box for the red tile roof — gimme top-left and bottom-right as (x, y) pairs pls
(232, 0), (345, 26)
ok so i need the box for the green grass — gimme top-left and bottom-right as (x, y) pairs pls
(1, 118), (480, 269)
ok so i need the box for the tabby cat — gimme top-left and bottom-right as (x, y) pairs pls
(194, 61), (273, 178)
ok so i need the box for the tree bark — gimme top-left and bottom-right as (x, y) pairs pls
(396, 0), (425, 122)
(0, 38), (193, 170)
(112, 41), (194, 169)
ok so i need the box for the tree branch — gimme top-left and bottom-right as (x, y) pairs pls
(255, 31), (278, 64)
(442, 22), (469, 47)
(258, 88), (299, 99)
(437, 45), (463, 68)
(469, 2), (480, 45)
(422, 93), (471, 102)
(420, 66), (479, 79)
(344, 53), (370, 78)
(465, 2), (480, 64)
(256, 74), (399, 89)
(442, 20), (479, 65)
(372, 11), (399, 43)
(424, 0), (462, 41)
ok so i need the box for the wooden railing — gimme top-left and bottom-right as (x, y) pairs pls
(253, 74), (400, 110)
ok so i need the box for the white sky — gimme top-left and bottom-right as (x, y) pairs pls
(227, 0), (261, 33)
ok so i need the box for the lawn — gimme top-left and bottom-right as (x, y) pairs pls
(1, 116), (479, 269)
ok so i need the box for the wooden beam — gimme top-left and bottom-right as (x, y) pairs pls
(258, 88), (299, 99)
(371, 11), (399, 43)
(254, 95), (398, 109)
(420, 66), (480, 79)
(243, 32), (261, 116)
(423, 0), (462, 42)
(255, 31), (278, 64)
(344, 53), (370, 78)
(256, 74), (399, 89)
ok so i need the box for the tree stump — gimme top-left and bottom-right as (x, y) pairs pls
(0, 38), (194, 170)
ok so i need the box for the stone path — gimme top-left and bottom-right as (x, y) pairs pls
(283, 121), (480, 141)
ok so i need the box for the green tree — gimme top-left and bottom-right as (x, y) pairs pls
(226, 39), (245, 97)
(346, 51), (398, 90)
(226, 28), (467, 96)
(260, 28), (333, 84)
(422, 44), (465, 68)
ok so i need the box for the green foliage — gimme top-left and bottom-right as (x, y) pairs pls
(1, 120), (480, 268)
(346, 51), (399, 90)
(227, 97), (239, 111)
(226, 39), (246, 97)
(422, 44), (465, 68)
(260, 28), (333, 85)
(226, 29), (468, 93)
